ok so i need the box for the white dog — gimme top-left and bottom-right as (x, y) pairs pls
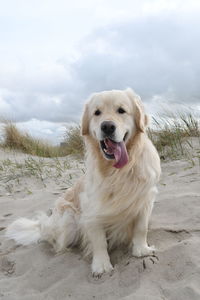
(6, 88), (161, 276)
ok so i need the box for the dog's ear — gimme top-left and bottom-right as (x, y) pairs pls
(134, 98), (148, 132)
(125, 88), (148, 132)
(81, 103), (89, 136)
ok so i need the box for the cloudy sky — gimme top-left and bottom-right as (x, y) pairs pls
(0, 0), (200, 143)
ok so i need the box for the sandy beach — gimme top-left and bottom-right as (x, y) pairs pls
(0, 148), (200, 300)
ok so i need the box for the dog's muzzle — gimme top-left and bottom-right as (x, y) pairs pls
(99, 131), (129, 169)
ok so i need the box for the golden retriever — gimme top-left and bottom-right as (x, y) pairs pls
(6, 88), (161, 276)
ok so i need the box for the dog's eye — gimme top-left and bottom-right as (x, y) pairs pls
(94, 109), (101, 116)
(117, 107), (126, 114)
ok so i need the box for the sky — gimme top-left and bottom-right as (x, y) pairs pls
(0, 0), (200, 143)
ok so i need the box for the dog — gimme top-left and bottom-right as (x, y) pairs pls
(6, 88), (161, 276)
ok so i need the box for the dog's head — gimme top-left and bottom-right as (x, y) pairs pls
(81, 88), (148, 169)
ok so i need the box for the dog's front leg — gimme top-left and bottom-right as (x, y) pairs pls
(132, 198), (155, 257)
(85, 223), (113, 277)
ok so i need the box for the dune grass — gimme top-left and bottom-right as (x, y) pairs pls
(148, 112), (200, 160)
(1, 122), (85, 158)
(0, 156), (74, 191)
(0, 122), (79, 158)
(63, 125), (84, 157)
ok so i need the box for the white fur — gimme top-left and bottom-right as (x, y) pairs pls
(5, 88), (161, 277)
(6, 218), (41, 246)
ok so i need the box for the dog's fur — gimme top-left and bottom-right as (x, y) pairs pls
(6, 88), (161, 276)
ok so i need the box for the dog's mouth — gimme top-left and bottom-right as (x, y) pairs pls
(100, 133), (129, 169)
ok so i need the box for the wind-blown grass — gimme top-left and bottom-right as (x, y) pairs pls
(1, 122), (76, 157)
(148, 112), (200, 160)
(63, 125), (84, 157)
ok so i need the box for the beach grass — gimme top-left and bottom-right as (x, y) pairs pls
(148, 112), (200, 160)
(0, 122), (83, 158)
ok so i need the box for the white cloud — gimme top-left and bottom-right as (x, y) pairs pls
(17, 119), (68, 144)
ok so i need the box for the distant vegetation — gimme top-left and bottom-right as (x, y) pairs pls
(0, 113), (199, 161)
(0, 122), (84, 158)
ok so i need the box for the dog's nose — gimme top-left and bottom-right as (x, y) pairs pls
(101, 121), (116, 136)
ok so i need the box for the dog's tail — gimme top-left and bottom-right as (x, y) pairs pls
(5, 209), (79, 252)
(5, 217), (41, 246)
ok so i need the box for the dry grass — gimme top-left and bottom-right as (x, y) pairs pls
(148, 112), (200, 160)
(0, 156), (84, 194)
(1, 122), (72, 158)
(1, 122), (85, 158)
(63, 125), (84, 157)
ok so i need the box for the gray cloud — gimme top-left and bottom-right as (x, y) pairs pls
(74, 13), (200, 103)
(1, 9), (200, 125)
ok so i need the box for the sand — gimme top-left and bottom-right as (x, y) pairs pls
(0, 148), (200, 300)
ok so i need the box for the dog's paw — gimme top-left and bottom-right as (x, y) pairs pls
(92, 258), (114, 278)
(132, 244), (156, 257)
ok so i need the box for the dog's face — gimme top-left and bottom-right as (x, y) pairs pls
(81, 88), (148, 168)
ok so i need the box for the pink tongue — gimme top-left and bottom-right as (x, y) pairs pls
(105, 139), (129, 168)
